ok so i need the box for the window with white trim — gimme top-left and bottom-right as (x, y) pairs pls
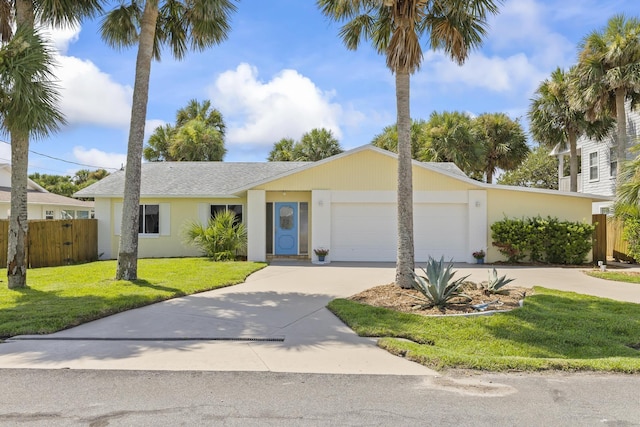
(589, 152), (599, 181)
(211, 204), (243, 224)
(45, 210), (54, 220)
(610, 148), (617, 177)
(139, 204), (159, 234)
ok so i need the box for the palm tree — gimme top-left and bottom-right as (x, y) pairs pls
(101, 0), (237, 280)
(422, 110), (482, 174)
(473, 113), (528, 183)
(176, 99), (226, 134)
(371, 119), (427, 159)
(296, 128), (343, 161)
(318, 0), (499, 288)
(529, 67), (612, 192)
(268, 138), (296, 161)
(0, 0), (101, 289)
(573, 14), (640, 177)
(143, 123), (175, 161)
(169, 118), (226, 161)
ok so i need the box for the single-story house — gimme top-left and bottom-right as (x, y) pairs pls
(75, 145), (610, 263)
(0, 164), (94, 220)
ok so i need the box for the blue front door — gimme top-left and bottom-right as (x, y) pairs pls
(275, 202), (298, 255)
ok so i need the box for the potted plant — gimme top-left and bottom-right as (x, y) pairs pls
(314, 248), (329, 262)
(472, 249), (485, 264)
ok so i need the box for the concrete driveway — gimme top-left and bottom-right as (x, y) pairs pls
(0, 262), (638, 374)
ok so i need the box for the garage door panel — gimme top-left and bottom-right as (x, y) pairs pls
(331, 202), (468, 262)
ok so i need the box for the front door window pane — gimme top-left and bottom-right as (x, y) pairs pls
(279, 206), (294, 230)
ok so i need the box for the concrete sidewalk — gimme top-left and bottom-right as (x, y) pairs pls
(0, 262), (638, 374)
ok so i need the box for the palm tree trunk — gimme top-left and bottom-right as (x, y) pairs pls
(615, 88), (627, 177)
(486, 169), (493, 184)
(7, 130), (29, 289)
(568, 129), (578, 192)
(7, 0), (35, 289)
(395, 71), (414, 289)
(116, 0), (159, 280)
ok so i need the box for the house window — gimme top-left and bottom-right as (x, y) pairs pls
(139, 204), (159, 234)
(45, 210), (54, 220)
(589, 152), (599, 181)
(62, 210), (74, 219)
(279, 206), (294, 230)
(76, 210), (90, 219)
(610, 148), (617, 177)
(266, 203), (273, 254)
(211, 204), (243, 224)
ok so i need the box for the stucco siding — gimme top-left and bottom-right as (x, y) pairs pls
(255, 150), (475, 192)
(107, 197), (247, 259)
(486, 189), (593, 261)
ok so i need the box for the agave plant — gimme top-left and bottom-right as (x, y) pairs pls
(483, 268), (515, 295)
(411, 257), (471, 308)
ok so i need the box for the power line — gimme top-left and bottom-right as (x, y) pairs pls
(0, 140), (121, 171)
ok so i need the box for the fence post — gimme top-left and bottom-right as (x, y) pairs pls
(592, 214), (607, 265)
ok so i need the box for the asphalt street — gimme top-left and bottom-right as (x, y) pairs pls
(1, 369), (639, 426)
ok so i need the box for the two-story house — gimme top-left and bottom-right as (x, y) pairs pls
(552, 104), (640, 213)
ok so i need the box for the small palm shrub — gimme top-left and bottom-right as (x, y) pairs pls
(482, 268), (515, 295)
(184, 210), (247, 261)
(411, 257), (471, 308)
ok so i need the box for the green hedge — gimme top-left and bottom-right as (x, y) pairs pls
(491, 216), (594, 264)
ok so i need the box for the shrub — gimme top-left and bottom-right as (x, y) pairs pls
(491, 216), (594, 264)
(411, 257), (471, 308)
(184, 210), (247, 261)
(622, 216), (640, 261)
(482, 268), (515, 295)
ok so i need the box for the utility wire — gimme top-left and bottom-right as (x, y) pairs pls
(0, 140), (121, 171)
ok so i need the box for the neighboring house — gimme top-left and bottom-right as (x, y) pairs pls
(76, 145), (609, 264)
(552, 104), (640, 214)
(0, 164), (93, 220)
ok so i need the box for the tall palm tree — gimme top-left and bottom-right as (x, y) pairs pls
(267, 138), (296, 161)
(176, 98), (225, 134)
(318, 0), (499, 288)
(371, 119), (427, 159)
(422, 110), (482, 174)
(101, 0), (237, 280)
(473, 113), (528, 184)
(0, 0), (101, 289)
(529, 67), (612, 192)
(169, 118), (226, 161)
(573, 14), (640, 177)
(296, 128), (343, 161)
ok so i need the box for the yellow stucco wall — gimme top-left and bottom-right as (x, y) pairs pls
(109, 197), (246, 258)
(486, 188), (594, 261)
(255, 149), (475, 192)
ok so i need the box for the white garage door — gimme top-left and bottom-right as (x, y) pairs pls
(331, 202), (467, 262)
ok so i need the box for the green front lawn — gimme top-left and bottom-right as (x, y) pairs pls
(328, 287), (640, 372)
(585, 270), (640, 284)
(0, 258), (265, 338)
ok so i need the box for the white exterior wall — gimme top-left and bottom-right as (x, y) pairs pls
(311, 190), (331, 263)
(94, 198), (112, 259)
(467, 190), (488, 263)
(247, 190), (266, 262)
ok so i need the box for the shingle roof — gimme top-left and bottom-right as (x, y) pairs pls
(75, 161), (309, 198)
(0, 187), (94, 207)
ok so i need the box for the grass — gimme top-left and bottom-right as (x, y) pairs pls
(0, 258), (265, 338)
(585, 270), (640, 284)
(328, 287), (640, 372)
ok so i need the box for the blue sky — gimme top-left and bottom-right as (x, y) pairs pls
(6, 0), (640, 175)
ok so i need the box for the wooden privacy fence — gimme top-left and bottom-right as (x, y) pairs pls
(592, 214), (607, 263)
(0, 219), (98, 268)
(606, 216), (634, 262)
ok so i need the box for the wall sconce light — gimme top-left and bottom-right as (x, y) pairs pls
(282, 191), (286, 196)
(475, 201), (481, 207)
(318, 199), (324, 206)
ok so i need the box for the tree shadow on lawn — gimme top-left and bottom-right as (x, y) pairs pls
(482, 289), (640, 359)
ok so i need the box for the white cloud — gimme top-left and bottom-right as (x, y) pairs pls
(73, 147), (127, 171)
(42, 25), (80, 55)
(209, 63), (345, 147)
(55, 56), (133, 128)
